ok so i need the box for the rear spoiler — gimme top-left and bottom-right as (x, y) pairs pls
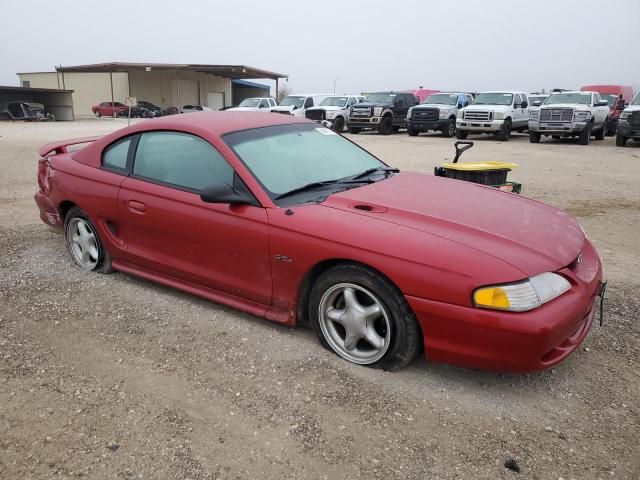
(38, 135), (102, 157)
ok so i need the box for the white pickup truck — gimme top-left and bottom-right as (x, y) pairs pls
(304, 95), (366, 132)
(528, 91), (609, 145)
(456, 91), (530, 141)
(616, 91), (640, 147)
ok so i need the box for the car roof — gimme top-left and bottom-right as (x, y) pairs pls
(128, 111), (309, 136)
(549, 91), (592, 95)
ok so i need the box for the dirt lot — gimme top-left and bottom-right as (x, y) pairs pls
(1, 119), (638, 479)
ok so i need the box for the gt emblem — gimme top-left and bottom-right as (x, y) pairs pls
(274, 254), (293, 263)
(576, 252), (583, 265)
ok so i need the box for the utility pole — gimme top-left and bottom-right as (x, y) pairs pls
(333, 77), (339, 94)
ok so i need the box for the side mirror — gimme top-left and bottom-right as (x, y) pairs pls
(521, 101), (528, 108)
(457, 103), (463, 109)
(200, 182), (255, 206)
(533, 100), (541, 107)
(597, 100), (609, 107)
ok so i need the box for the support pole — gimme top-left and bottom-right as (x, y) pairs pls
(275, 77), (279, 101)
(109, 71), (115, 118)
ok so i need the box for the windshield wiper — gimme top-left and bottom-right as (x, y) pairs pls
(274, 178), (375, 201)
(349, 166), (399, 181)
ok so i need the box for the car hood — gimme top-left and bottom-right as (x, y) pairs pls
(541, 103), (588, 110)
(415, 103), (455, 109)
(271, 105), (296, 112)
(307, 106), (344, 111)
(321, 172), (584, 276)
(464, 104), (512, 112)
(623, 105), (640, 113)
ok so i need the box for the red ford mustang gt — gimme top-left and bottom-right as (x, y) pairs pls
(35, 112), (604, 372)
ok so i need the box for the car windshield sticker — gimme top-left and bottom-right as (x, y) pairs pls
(315, 127), (337, 136)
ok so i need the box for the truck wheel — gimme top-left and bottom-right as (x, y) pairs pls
(348, 127), (361, 134)
(529, 131), (541, 143)
(332, 117), (345, 132)
(616, 134), (628, 147)
(578, 123), (592, 145)
(407, 124), (418, 136)
(497, 119), (512, 141)
(442, 118), (456, 138)
(455, 129), (468, 139)
(594, 121), (606, 141)
(378, 116), (393, 135)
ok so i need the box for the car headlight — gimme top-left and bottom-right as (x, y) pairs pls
(373, 107), (383, 117)
(473, 272), (571, 312)
(326, 111), (336, 119)
(529, 110), (539, 120)
(574, 111), (591, 121)
(494, 112), (504, 120)
(439, 110), (450, 119)
(407, 107), (413, 119)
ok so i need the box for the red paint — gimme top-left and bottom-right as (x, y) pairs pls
(34, 112), (603, 372)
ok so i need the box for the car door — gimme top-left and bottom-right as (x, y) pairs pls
(512, 94), (526, 127)
(393, 95), (408, 122)
(116, 131), (272, 305)
(593, 93), (607, 126)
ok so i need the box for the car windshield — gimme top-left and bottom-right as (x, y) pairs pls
(224, 123), (384, 204)
(632, 93), (640, 106)
(472, 93), (514, 105)
(320, 96), (348, 107)
(599, 94), (617, 107)
(114, 102), (126, 107)
(366, 93), (396, 103)
(279, 96), (305, 107)
(423, 93), (458, 105)
(544, 93), (591, 105)
(239, 98), (261, 107)
(528, 96), (547, 104)
(138, 101), (156, 108)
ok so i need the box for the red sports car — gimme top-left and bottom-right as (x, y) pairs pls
(92, 102), (128, 118)
(34, 112), (604, 372)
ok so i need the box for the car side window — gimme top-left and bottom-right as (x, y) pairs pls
(347, 97), (356, 106)
(513, 94), (521, 106)
(304, 97), (314, 108)
(102, 137), (132, 171)
(396, 96), (406, 107)
(133, 132), (234, 192)
(406, 94), (417, 106)
(259, 100), (267, 108)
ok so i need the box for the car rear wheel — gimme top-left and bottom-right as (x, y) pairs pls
(442, 118), (456, 138)
(616, 134), (628, 147)
(578, 123), (592, 145)
(332, 116), (344, 132)
(497, 119), (512, 141)
(529, 131), (541, 143)
(378, 116), (393, 135)
(309, 264), (421, 371)
(64, 207), (113, 273)
(455, 129), (468, 139)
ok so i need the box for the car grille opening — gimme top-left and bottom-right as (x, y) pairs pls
(540, 108), (573, 122)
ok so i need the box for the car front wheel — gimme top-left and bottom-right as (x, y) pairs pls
(378, 116), (393, 135)
(309, 264), (421, 371)
(616, 134), (628, 147)
(442, 118), (456, 138)
(64, 207), (113, 273)
(94, 110), (101, 118)
(497, 119), (512, 141)
(455, 129), (468, 139)
(578, 123), (592, 145)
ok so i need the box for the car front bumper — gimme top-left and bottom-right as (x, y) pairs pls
(456, 119), (504, 132)
(347, 116), (381, 127)
(617, 122), (640, 138)
(529, 120), (589, 134)
(408, 118), (448, 130)
(406, 240), (603, 372)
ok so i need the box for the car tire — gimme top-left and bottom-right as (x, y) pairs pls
(442, 118), (456, 138)
(378, 116), (393, 135)
(529, 131), (541, 143)
(308, 264), (421, 371)
(94, 110), (101, 118)
(455, 129), (468, 139)
(348, 127), (361, 134)
(578, 123), (592, 145)
(64, 206), (113, 274)
(616, 134), (628, 147)
(332, 117), (345, 132)
(594, 120), (606, 141)
(497, 119), (512, 141)
(407, 124), (418, 136)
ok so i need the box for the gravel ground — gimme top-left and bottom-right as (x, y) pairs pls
(0, 119), (638, 479)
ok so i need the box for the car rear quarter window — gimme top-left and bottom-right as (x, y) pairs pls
(102, 137), (132, 171)
(133, 131), (234, 192)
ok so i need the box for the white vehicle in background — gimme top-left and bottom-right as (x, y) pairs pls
(271, 93), (333, 117)
(616, 91), (640, 147)
(304, 95), (366, 131)
(182, 104), (213, 113)
(227, 97), (277, 112)
(528, 91), (609, 145)
(457, 91), (530, 141)
(528, 93), (549, 110)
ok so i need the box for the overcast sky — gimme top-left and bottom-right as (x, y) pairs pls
(2, 0), (639, 94)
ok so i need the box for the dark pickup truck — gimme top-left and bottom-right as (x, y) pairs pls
(346, 92), (417, 135)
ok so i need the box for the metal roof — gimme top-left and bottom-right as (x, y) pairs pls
(0, 85), (73, 94)
(51, 62), (287, 80)
(231, 79), (271, 90)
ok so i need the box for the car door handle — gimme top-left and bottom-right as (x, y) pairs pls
(128, 200), (146, 213)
